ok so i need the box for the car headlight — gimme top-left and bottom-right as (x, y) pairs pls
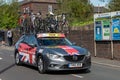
(86, 51), (91, 57)
(46, 53), (65, 61)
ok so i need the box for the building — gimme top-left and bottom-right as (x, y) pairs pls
(93, 6), (107, 13)
(20, 0), (58, 17)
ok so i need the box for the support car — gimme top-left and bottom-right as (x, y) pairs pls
(14, 33), (91, 74)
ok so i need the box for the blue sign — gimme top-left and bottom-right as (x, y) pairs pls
(95, 21), (102, 40)
(112, 19), (120, 40)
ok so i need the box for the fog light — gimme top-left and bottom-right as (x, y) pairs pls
(51, 64), (54, 67)
(49, 64), (57, 67)
(55, 66), (60, 69)
(49, 64), (60, 69)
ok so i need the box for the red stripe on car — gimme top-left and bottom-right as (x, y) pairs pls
(58, 46), (79, 55)
(22, 56), (26, 62)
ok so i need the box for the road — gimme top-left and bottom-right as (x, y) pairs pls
(0, 47), (120, 80)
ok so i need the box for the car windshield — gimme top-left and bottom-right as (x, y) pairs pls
(38, 38), (73, 46)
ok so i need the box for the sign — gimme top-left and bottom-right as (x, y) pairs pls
(95, 21), (102, 40)
(94, 11), (120, 41)
(112, 19), (120, 40)
(111, 11), (120, 17)
(94, 12), (111, 19)
(102, 20), (111, 40)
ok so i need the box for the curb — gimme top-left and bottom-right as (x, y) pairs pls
(0, 45), (14, 50)
(92, 61), (120, 68)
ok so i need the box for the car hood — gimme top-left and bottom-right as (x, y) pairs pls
(45, 45), (87, 55)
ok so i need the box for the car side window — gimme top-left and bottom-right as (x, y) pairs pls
(23, 36), (29, 44)
(17, 36), (25, 44)
(15, 35), (25, 48)
(28, 35), (37, 45)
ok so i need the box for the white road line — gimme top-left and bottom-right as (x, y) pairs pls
(72, 74), (84, 78)
(0, 57), (3, 60)
(0, 78), (2, 80)
(92, 61), (120, 68)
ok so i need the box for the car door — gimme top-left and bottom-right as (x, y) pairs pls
(27, 35), (37, 65)
(15, 35), (25, 49)
(18, 35), (37, 65)
(18, 35), (30, 64)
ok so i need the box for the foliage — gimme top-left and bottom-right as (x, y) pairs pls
(71, 15), (93, 27)
(0, 0), (4, 5)
(57, 0), (93, 26)
(108, 0), (120, 11)
(71, 20), (93, 27)
(0, 2), (19, 29)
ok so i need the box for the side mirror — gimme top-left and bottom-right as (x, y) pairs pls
(72, 42), (76, 45)
(29, 44), (37, 47)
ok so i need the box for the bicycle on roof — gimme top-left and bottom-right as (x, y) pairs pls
(18, 9), (69, 35)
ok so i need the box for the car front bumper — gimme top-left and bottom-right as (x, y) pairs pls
(44, 56), (91, 71)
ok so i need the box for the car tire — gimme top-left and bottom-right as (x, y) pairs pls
(37, 56), (46, 74)
(15, 52), (21, 65)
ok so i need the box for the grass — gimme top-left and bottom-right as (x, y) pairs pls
(71, 20), (94, 27)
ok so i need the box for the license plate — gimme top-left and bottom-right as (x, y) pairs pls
(69, 63), (82, 68)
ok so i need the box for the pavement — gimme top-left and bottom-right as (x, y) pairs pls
(0, 45), (120, 68)
(0, 44), (14, 51)
(92, 57), (120, 68)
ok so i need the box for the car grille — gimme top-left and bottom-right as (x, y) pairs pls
(63, 55), (85, 62)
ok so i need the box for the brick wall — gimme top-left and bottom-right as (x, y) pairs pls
(20, 1), (58, 18)
(68, 25), (120, 60)
(68, 29), (94, 56)
(113, 41), (120, 60)
(95, 41), (112, 59)
(30, 2), (58, 16)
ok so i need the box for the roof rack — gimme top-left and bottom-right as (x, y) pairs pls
(18, 11), (69, 35)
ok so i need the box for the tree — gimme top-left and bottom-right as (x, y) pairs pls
(57, 0), (93, 23)
(108, 0), (120, 11)
(0, 0), (5, 5)
(0, 1), (19, 29)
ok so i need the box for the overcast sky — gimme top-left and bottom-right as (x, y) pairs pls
(90, 0), (110, 6)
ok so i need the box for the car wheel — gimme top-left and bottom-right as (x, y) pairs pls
(15, 52), (21, 65)
(37, 57), (46, 74)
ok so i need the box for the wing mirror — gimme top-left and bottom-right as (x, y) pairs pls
(72, 42), (76, 45)
(29, 44), (37, 47)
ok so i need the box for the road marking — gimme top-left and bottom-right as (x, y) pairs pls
(92, 61), (120, 68)
(0, 78), (2, 80)
(72, 74), (84, 78)
(0, 57), (2, 60)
